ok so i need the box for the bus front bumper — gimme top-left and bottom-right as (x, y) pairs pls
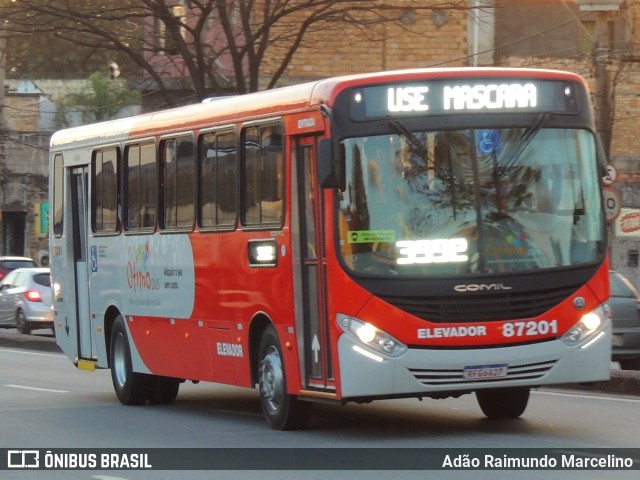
(336, 319), (612, 400)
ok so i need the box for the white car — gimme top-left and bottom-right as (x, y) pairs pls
(0, 268), (53, 335)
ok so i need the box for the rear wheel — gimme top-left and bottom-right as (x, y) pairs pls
(147, 376), (180, 404)
(110, 315), (150, 405)
(258, 325), (312, 430)
(16, 310), (30, 335)
(476, 387), (530, 419)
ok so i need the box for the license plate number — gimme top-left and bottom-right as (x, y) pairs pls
(463, 364), (508, 380)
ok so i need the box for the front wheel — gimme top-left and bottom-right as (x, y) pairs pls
(476, 387), (530, 419)
(258, 326), (312, 430)
(619, 357), (640, 370)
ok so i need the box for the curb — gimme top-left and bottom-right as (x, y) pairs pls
(1, 332), (639, 396)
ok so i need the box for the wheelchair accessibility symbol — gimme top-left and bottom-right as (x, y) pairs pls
(476, 130), (501, 156)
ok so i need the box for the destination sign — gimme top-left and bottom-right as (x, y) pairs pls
(350, 79), (578, 120)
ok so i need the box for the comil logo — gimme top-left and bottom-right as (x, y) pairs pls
(8, 450), (40, 469)
(454, 283), (512, 292)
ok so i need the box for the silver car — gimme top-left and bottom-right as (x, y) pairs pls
(0, 268), (53, 335)
(609, 271), (640, 370)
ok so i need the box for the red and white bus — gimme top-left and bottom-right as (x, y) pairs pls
(49, 68), (612, 429)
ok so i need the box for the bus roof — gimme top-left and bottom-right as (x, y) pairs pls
(50, 67), (587, 150)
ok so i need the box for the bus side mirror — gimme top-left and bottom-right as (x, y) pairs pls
(317, 139), (345, 190)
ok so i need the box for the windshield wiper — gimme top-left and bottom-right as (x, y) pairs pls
(388, 119), (429, 161)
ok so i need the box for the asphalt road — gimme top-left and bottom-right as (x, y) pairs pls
(1, 345), (639, 480)
(1, 328), (639, 397)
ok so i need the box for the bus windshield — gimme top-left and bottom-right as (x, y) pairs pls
(338, 127), (604, 276)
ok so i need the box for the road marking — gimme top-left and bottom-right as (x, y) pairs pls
(4, 384), (69, 393)
(0, 347), (65, 358)
(536, 389), (640, 403)
(93, 476), (133, 480)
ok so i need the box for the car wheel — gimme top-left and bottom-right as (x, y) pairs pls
(110, 315), (150, 405)
(16, 310), (31, 335)
(258, 325), (312, 430)
(476, 387), (530, 419)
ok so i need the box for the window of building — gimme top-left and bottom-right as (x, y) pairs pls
(242, 124), (284, 227)
(155, 3), (185, 55)
(578, 20), (615, 55)
(92, 148), (119, 233)
(161, 136), (195, 230)
(199, 130), (237, 229)
(125, 143), (157, 231)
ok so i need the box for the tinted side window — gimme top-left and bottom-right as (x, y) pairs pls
(125, 143), (157, 231)
(162, 136), (195, 230)
(242, 124), (284, 227)
(199, 131), (237, 229)
(93, 147), (119, 233)
(34, 273), (52, 287)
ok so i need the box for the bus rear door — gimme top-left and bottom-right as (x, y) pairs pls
(69, 165), (95, 362)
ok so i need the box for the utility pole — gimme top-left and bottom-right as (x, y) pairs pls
(576, 0), (624, 159)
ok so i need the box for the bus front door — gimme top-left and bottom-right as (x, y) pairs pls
(293, 139), (334, 396)
(70, 166), (94, 361)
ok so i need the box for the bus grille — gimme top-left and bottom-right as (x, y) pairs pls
(408, 359), (558, 387)
(379, 284), (580, 323)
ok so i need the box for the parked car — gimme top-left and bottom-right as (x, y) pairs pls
(608, 271), (640, 370)
(0, 267), (53, 335)
(0, 256), (37, 280)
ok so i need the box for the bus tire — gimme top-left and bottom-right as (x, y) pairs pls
(619, 358), (640, 370)
(110, 315), (150, 405)
(147, 376), (180, 404)
(258, 325), (312, 430)
(476, 386), (530, 419)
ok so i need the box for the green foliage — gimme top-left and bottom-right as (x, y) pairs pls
(55, 72), (139, 128)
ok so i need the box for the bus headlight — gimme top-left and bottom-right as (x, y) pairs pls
(337, 314), (407, 357)
(561, 305), (606, 347)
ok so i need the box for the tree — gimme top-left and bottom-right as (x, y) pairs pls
(54, 72), (140, 128)
(0, 1), (485, 107)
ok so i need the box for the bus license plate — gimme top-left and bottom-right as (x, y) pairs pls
(463, 364), (508, 380)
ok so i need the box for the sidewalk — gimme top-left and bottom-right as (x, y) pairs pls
(1, 331), (639, 396)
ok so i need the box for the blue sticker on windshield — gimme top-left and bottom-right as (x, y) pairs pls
(476, 129), (501, 156)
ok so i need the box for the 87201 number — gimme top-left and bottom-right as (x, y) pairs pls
(502, 320), (558, 338)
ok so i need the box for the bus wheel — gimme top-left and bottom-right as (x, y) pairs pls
(258, 326), (311, 430)
(476, 387), (530, 419)
(110, 315), (149, 405)
(619, 358), (640, 370)
(147, 376), (180, 404)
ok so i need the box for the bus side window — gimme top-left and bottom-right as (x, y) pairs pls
(242, 124), (284, 227)
(162, 136), (195, 230)
(92, 147), (119, 233)
(199, 130), (237, 229)
(125, 143), (157, 231)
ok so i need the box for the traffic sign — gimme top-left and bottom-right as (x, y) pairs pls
(603, 186), (621, 222)
(603, 164), (618, 186)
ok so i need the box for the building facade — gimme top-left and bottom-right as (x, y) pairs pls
(3, 0), (640, 280)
